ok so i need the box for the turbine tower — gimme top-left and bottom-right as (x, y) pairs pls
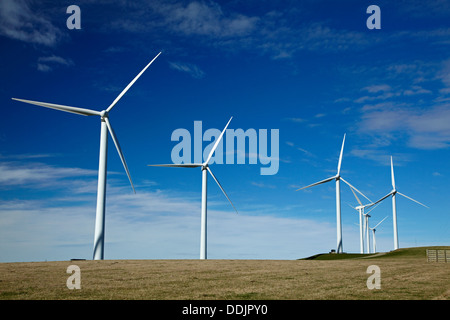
(148, 117), (237, 259)
(369, 156), (428, 250)
(369, 216), (388, 253)
(348, 187), (374, 254)
(297, 134), (371, 253)
(12, 52), (161, 260)
(364, 213), (371, 253)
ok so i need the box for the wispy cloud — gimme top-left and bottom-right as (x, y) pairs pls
(0, 153), (56, 160)
(352, 56), (450, 150)
(0, 161), (97, 187)
(0, 169), (336, 261)
(169, 61), (205, 79)
(285, 117), (306, 123)
(0, 0), (64, 46)
(103, 1), (376, 59)
(251, 181), (276, 189)
(161, 1), (259, 38)
(357, 104), (450, 150)
(37, 55), (74, 72)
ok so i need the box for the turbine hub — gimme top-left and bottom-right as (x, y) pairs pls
(100, 110), (109, 119)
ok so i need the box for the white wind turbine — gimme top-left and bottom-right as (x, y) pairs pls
(12, 52), (161, 260)
(369, 156), (428, 250)
(148, 117), (237, 260)
(369, 216), (388, 253)
(348, 187), (374, 254)
(296, 134), (371, 253)
(362, 204), (380, 254)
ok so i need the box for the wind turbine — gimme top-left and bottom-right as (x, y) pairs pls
(348, 187), (374, 254)
(148, 117), (237, 260)
(369, 156), (428, 250)
(12, 52), (162, 260)
(296, 134), (371, 253)
(369, 216), (388, 253)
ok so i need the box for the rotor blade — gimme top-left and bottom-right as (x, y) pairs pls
(147, 163), (202, 168)
(346, 202), (357, 210)
(349, 183), (363, 206)
(391, 156), (396, 189)
(106, 52), (162, 112)
(373, 216), (388, 229)
(366, 201), (382, 215)
(370, 191), (394, 207)
(207, 167), (238, 214)
(340, 177), (372, 203)
(337, 134), (346, 176)
(12, 98), (101, 116)
(204, 117), (233, 165)
(296, 176), (336, 191)
(397, 192), (429, 208)
(104, 117), (135, 193)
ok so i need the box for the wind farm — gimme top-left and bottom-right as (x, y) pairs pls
(6, 63), (431, 260)
(1, 1), (449, 305)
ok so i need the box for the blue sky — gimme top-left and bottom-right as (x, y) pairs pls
(0, 0), (449, 262)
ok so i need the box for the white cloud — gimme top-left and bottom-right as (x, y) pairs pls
(0, 161), (97, 187)
(104, 1), (376, 59)
(160, 1), (259, 38)
(358, 104), (450, 149)
(0, 0), (63, 46)
(169, 61), (205, 79)
(362, 84), (392, 93)
(402, 87), (431, 96)
(37, 55), (74, 72)
(251, 181), (276, 189)
(0, 184), (337, 261)
(0, 159), (337, 261)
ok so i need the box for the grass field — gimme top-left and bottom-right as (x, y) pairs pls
(0, 247), (448, 300)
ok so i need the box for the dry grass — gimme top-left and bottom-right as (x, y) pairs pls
(0, 247), (448, 300)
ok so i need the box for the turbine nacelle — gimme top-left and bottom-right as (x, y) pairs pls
(100, 110), (109, 119)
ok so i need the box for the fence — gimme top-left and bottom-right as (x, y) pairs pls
(426, 249), (449, 263)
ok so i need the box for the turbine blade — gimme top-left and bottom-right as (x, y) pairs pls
(296, 176), (336, 191)
(106, 52), (162, 112)
(349, 184), (363, 206)
(207, 167), (238, 214)
(340, 177), (372, 203)
(397, 192), (429, 208)
(366, 201), (382, 215)
(147, 163), (202, 168)
(12, 98), (100, 116)
(371, 191), (394, 206)
(373, 216), (388, 229)
(337, 134), (346, 176)
(346, 202), (357, 210)
(204, 117), (233, 165)
(391, 156), (396, 189)
(104, 117), (135, 193)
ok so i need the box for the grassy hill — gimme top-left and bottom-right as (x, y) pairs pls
(301, 246), (450, 260)
(0, 246), (448, 300)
